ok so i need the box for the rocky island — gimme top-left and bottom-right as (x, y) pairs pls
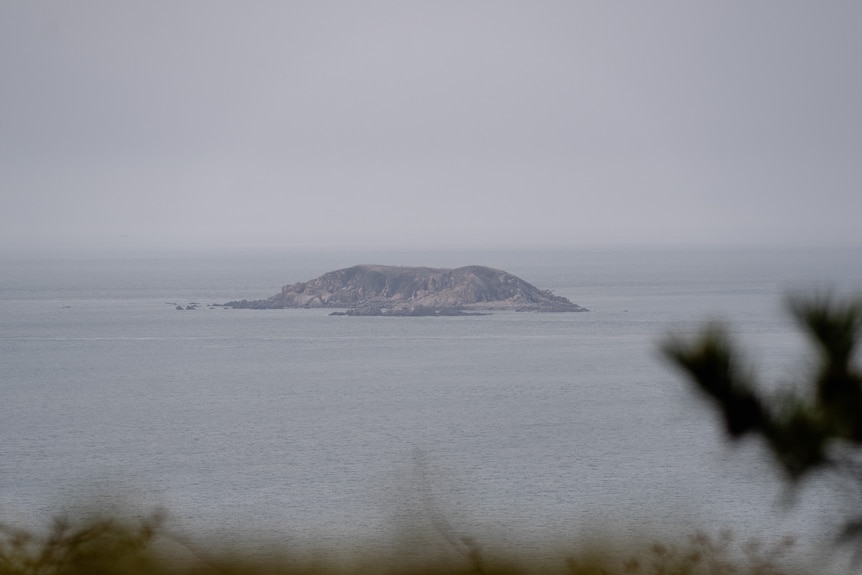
(225, 265), (587, 316)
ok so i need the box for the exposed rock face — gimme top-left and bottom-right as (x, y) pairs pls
(226, 265), (587, 315)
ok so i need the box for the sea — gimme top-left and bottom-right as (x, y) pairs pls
(2, 245), (862, 563)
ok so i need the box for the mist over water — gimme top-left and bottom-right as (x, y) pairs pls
(2, 246), (861, 556)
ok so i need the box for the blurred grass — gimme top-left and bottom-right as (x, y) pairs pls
(0, 509), (809, 575)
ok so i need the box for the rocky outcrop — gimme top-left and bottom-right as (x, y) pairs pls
(225, 265), (587, 315)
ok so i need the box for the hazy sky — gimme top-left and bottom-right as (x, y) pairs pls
(2, 2), (861, 251)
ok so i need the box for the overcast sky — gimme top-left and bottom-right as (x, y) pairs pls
(2, 2), (860, 252)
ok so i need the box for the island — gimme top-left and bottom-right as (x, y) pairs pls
(224, 265), (587, 316)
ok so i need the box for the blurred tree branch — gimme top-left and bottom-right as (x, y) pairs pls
(662, 294), (862, 538)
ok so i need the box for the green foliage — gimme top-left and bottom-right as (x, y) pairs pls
(0, 512), (164, 575)
(662, 294), (862, 535)
(0, 512), (804, 575)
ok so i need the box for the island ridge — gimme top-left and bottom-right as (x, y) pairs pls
(225, 264), (587, 316)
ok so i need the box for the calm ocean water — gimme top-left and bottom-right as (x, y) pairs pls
(2, 246), (862, 556)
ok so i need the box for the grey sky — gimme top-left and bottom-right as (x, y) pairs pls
(2, 2), (860, 251)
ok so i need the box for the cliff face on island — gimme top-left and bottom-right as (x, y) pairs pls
(226, 265), (587, 315)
